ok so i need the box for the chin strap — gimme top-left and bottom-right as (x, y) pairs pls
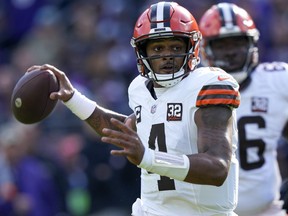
(149, 68), (186, 87)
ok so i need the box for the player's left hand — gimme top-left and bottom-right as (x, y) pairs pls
(101, 118), (145, 166)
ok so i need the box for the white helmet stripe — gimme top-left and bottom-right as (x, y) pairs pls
(218, 3), (236, 29)
(156, 2), (165, 28)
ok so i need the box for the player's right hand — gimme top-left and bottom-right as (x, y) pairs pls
(101, 118), (145, 166)
(27, 64), (74, 102)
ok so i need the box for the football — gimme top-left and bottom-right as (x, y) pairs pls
(11, 69), (59, 124)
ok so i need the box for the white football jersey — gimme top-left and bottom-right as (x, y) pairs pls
(128, 67), (240, 216)
(234, 62), (288, 215)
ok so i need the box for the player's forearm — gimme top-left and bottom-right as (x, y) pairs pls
(184, 153), (230, 186)
(63, 88), (128, 136)
(138, 148), (230, 186)
(86, 106), (127, 136)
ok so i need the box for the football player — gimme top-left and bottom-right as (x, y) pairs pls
(28, 2), (240, 215)
(199, 3), (288, 216)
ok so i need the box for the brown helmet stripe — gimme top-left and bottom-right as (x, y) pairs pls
(150, 2), (171, 29)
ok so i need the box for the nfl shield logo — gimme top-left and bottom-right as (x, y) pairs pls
(151, 105), (157, 114)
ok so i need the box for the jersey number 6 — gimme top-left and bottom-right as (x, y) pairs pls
(238, 116), (265, 170)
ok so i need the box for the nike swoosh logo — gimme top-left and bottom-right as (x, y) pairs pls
(217, 75), (230, 81)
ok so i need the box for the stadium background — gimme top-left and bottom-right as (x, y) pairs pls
(0, 0), (287, 215)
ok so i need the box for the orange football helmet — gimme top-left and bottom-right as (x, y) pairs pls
(131, 1), (202, 87)
(199, 3), (259, 84)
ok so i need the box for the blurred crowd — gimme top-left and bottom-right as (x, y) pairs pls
(0, 0), (287, 215)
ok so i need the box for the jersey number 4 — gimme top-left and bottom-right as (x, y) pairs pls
(148, 123), (176, 191)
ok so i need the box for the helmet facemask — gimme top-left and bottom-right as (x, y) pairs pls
(133, 34), (201, 87)
(203, 35), (258, 84)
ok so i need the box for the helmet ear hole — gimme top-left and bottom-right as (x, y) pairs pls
(137, 41), (148, 57)
(188, 58), (199, 70)
(137, 59), (146, 76)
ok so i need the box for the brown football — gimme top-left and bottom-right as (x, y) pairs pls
(11, 69), (59, 124)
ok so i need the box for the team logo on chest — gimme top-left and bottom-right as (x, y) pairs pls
(167, 103), (182, 121)
(251, 97), (268, 113)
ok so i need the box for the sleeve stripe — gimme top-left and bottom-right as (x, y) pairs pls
(197, 93), (238, 100)
(196, 98), (240, 107)
(196, 85), (240, 108)
(198, 89), (239, 97)
(200, 85), (234, 90)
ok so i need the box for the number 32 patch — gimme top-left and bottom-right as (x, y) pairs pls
(167, 103), (182, 121)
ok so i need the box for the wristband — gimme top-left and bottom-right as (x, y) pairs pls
(63, 89), (97, 120)
(138, 148), (190, 181)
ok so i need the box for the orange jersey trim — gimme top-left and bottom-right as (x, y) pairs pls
(196, 85), (240, 108)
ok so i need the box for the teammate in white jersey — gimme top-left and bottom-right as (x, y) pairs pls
(199, 3), (288, 216)
(27, 2), (240, 216)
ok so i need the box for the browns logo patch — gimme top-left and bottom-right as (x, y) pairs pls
(251, 97), (268, 113)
